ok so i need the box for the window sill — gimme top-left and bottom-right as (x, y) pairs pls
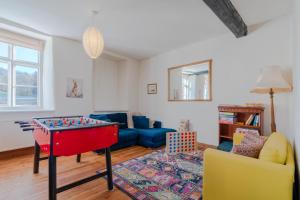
(0, 109), (55, 113)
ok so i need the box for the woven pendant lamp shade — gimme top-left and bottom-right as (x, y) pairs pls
(82, 27), (104, 59)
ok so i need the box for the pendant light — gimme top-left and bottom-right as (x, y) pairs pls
(82, 10), (104, 59)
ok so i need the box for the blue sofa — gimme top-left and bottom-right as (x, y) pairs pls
(89, 113), (176, 150)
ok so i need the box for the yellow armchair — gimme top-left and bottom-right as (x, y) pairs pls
(203, 144), (294, 200)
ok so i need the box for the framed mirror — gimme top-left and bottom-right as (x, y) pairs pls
(168, 59), (212, 101)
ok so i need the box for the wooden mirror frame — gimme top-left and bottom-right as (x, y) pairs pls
(168, 59), (212, 102)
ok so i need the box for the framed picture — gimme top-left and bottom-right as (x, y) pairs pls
(147, 83), (157, 94)
(66, 78), (83, 98)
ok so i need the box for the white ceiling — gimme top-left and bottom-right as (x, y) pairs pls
(0, 0), (292, 60)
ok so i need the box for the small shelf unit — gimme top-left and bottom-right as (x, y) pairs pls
(218, 105), (264, 144)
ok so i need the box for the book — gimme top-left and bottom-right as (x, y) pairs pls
(219, 112), (237, 124)
(245, 114), (255, 125)
(245, 114), (260, 126)
(253, 115), (260, 126)
(219, 112), (235, 116)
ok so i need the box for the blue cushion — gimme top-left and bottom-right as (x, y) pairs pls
(137, 128), (176, 142)
(133, 116), (149, 129)
(153, 121), (162, 128)
(106, 113), (128, 129)
(217, 141), (233, 152)
(138, 139), (165, 148)
(111, 140), (137, 151)
(94, 128), (138, 153)
(160, 128), (177, 133)
(118, 129), (138, 143)
(137, 128), (176, 148)
(137, 129), (164, 142)
(89, 114), (111, 122)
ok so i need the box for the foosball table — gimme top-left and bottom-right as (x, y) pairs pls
(15, 116), (119, 200)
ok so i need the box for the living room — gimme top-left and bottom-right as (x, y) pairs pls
(0, 0), (300, 200)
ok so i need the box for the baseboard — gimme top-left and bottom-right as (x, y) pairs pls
(0, 146), (34, 160)
(197, 142), (217, 150)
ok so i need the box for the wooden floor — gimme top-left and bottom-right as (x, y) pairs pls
(0, 146), (156, 200)
(0, 144), (213, 200)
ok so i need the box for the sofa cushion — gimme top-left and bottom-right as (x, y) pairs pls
(133, 116), (149, 129)
(138, 139), (165, 148)
(137, 128), (164, 142)
(110, 140), (137, 151)
(137, 128), (176, 148)
(89, 114), (111, 122)
(259, 132), (288, 164)
(106, 113), (128, 129)
(94, 128), (138, 153)
(137, 128), (176, 142)
(160, 128), (177, 133)
(118, 129), (138, 143)
(153, 121), (162, 128)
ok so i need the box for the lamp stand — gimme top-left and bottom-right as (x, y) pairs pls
(269, 88), (276, 132)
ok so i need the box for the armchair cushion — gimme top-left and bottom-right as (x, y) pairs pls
(259, 132), (287, 164)
(232, 132), (266, 158)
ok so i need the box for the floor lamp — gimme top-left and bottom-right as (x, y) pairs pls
(251, 66), (291, 133)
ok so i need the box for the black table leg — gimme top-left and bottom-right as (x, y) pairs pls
(49, 154), (57, 200)
(105, 147), (113, 190)
(76, 154), (81, 163)
(33, 141), (40, 174)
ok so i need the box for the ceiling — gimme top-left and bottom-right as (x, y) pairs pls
(0, 0), (292, 60)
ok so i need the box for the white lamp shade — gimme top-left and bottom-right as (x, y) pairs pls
(251, 66), (292, 93)
(82, 27), (104, 59)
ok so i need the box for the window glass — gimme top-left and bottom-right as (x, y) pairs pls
(0, 62), (8, 84)
(0, 62), (8, 105)
(0, 84), (8, 105)
(0, 31), (42, 108)
(14, 46), (39, 63)
(15, 86), (37, 105)
(15, 65), (38, 86)
(0, 42), (9, 58)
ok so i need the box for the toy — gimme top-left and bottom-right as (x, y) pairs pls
(15, 116), (118, 200)
(166, 132), (197, 155)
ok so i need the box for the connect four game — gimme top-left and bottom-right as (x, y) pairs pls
(166, 132), (197, 155)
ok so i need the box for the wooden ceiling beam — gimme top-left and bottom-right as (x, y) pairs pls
(203, 0), (247, 38)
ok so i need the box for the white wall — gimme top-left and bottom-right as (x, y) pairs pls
(52, 37), (94, 116)
(93, 57), (120, 111)
(118, 59), (140, 112)
(139, 15), (293, 145)
(93, 57), (140, 113)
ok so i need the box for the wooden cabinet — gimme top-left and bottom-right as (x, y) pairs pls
(218, 105), (264, 144)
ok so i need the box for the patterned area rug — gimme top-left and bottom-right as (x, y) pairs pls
(112, 150), (203, 200)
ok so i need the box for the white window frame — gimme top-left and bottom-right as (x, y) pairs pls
(0, 33), (44, 110)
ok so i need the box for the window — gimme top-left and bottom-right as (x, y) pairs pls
(0, 30), (44, 108)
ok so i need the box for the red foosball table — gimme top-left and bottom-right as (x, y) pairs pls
(16, 116), (119, 200)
